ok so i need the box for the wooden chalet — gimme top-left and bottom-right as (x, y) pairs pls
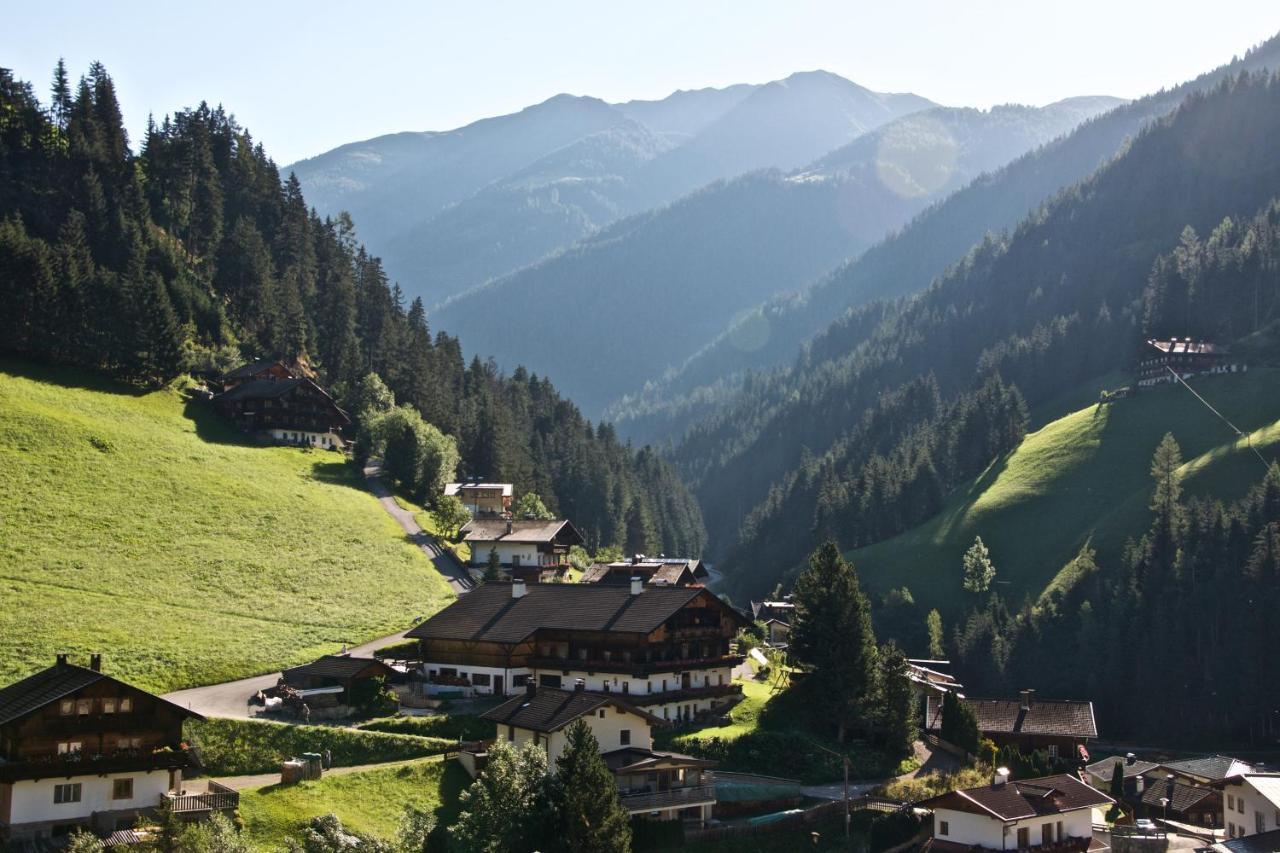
(460, 684), (717, 826)
(926, 690), (1097, 759)
(406, 580), (746, 723)
(212, 373), (350, 449)
(443, 482), (513, 517)
(220, 359), (294, 391)
(0, 655), (234, 843)
(460, 518), (584, 570)
(1137, 338), (1243, 387)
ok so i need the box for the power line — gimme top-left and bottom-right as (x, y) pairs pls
(1164, 366), (1270, 470)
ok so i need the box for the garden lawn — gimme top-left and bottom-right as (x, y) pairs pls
(849, 368), (1280, 615)
(0, 360), (453, 692)
(238, 758), (469, 850)
(662, 678), (772, 747)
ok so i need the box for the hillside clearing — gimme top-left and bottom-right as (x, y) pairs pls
(850, 369), (1280, 613)
(0, 360), (453, 692)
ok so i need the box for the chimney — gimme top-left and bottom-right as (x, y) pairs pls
(993, 767), (1010, 787)
(1126, 753), (1136, 766)
(574, 678), (585, 692)
(55, 652), (68, 667)
(526, 679), (537, 698)
(630, 576), (643, 596)
(89, 653), (102, 672)
(512, 579), (527, 599)
(506, 518), (514, 535)
(1020, 689), (1034, 711)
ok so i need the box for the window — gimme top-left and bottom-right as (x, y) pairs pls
(1042, 824), (1053, 845)
(939, 821), (949, 836)
(119, 697), (132, 712)
(512, 674), (528, 687)
(598, 709), (606, 718)
(1229, 794), (1236, 810)
(102, 698), (116, 714)
(113, 779), (134, 800)
(622, 682), (630, 694)
(1240, 798), (1246, 814)
(620, 729), (631, 746)
(471, 673), (491, 687)
(1228, 823), (1235, 838)
(1016, 828), (1030, 849)
(60, 699), (74, 716)
(1048, 744), (1059, 759)
(76, 698), (92, 715)
(540, 674), (562, 689)
(116, 736), (142, 750)
(507, 726), (514, 742)
(1056, 821), (1063, 841)
(54, 783), (82, 804)
(57, 741), (83, 755)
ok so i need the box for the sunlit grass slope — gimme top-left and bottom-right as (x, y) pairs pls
(850, 369), (1280, 613)
(0, 359), (452, 693)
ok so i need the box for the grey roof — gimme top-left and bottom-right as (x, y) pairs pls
(926, 694), (1097, 739)
(481, 688), (660, 733)
(0, 662), (203, 726)
(1086, 756), (1161, 782)
(1162, 755), (1255, 783)
(580, 562), (700, 587)
(407, 581), (737, 644)
(1140, 777), (1217, 813)
(602, 747), (715, 773)
(924, 773), (1112, 821)
(1213, 829), (1280, 853)
(225, 359), (288, 379)
(445, 483), (513, 497)
(281, 655), (395, 682)
(461, 518), (584, 546)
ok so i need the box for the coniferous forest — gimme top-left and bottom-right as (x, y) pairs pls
(0, 61), (705, 556)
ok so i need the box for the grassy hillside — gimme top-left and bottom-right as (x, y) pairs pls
(0, 360), (452, 692)
(851, 368), (1280, 613)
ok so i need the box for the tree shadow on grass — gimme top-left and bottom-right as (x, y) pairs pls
(0, 356), (152, 397)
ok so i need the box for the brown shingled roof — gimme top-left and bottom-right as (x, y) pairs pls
(461, 518), (584, 546)
(481, 687), (661, 733)
(0, 661), (204, 726)
(406, 581), (739, 644)
(926, 694), (1097, 740)
(924, 773), (1112, 821)
(281, 655), (396, 683)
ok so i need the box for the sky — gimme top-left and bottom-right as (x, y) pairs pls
(6, 1), (1280, 166)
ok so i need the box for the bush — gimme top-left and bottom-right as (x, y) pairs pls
(358, 714), (496, 742)
(185, 718), (452, 776)
(630, 816), (685, 851)
(869, 809), (925, 852)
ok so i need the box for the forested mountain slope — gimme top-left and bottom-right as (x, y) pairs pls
(0, 61), (704, 557)
(291, 72), (934, 307)
(615, 35), (1280, 443)
(436, 97), (1120, 416)
(677, 68), (1280, 602)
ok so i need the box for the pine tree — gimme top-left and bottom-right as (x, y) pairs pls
(791, 541), (879, 741)
(484, 548), (502, 583)
(926, 609), (945, 659)
(50, 58), (72, 131)
(962, 535), (997, 594)
(553, 719), (633, 853)
(1109, 759), (1126, 801)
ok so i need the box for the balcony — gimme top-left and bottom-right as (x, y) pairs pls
(529, 654), (744, 677)
(613, 683), (742, 706)
(0, 748), (194, 782)
(164, 780), (239, 815)
(619, 783), (716, 813)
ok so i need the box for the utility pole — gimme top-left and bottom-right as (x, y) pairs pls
(811, 739), (853, 837)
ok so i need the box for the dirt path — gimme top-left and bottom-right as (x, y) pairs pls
(363, 462), (474, 596)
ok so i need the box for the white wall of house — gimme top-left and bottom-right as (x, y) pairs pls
(1224, 777), (1280, 838)
(933, 806), (1092, 849)
(267, 428), (342, 448)
(467, 541), (543, 567)
(7, 770), (171, 827)
(422, 663), (530, 696)
(535, 666), (732, 697)
(503, 706), (655, 769)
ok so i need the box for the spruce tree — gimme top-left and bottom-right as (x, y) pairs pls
(484, 548), (502, 582)
(791, 540), (879, 741)
(962, 535), (997, 594)
(926, 609), (945, 659)
(1109, 759), (1126, 801)
(553, 719), (632, 853)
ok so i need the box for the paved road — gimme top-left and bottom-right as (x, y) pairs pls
(162, 629), (413, 719)
(363, 462), (474, 596)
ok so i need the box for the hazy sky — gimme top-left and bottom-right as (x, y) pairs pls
(6, 1), (1280, 165)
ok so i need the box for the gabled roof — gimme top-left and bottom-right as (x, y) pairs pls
(1148, 338), (1227, 356)
(281, 655), (396, 682)
(1212, 828), (1280, 853)
(0, 662), (204, 726)
(580, 562), (700, 587)
(1140, 776), (1218, 812)
(481, 688), (661, 733)
(1228, 775), (1280, 810)
(444, 483), (514, 497)
(1162, 755), (1255, 783)
(407, 581), (740, 644)
(461, 518), (584, 546)
(925, 694), (1097, 740)
(924, 773), (1112, 821)
(1086, 756), (1160, 782)
(225, 359), (290, 380)
(602, 747), (715, 774)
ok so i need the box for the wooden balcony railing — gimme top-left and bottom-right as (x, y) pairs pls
(0, 748), (193, 782)
(619, 783), (716, 813)
(528, 654), (744, 677)
(165, 781), (239, 814)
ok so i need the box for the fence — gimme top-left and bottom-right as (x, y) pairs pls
(684, 795), (909, 843)
(164, 780), (239, 815)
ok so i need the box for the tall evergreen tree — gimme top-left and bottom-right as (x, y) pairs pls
(552, 720), (633, 853)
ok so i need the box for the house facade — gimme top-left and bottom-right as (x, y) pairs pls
(1222, 774), (1280, 840)
(926, 690), (1097, 759)
(467, 685), (717, 826)
(212, 373), (350, 449)
(1137, 338), (1243, 387)
(461, 519), (585, 569)
(406, 580), (746, 723)
(220, 359), (294, 391)
(443, 482), (513, 517)
(922, 770), (1112, 853)
(581, 557), (708, 588)
(0, 655), (210, 842)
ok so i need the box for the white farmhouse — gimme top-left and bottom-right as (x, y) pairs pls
(921, 769), (1112, 853)
(1222, 774), (1280, 840)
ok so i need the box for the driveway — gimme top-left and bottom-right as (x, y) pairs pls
(162, 629), (412, 720)
(363, 462), (474, 596)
